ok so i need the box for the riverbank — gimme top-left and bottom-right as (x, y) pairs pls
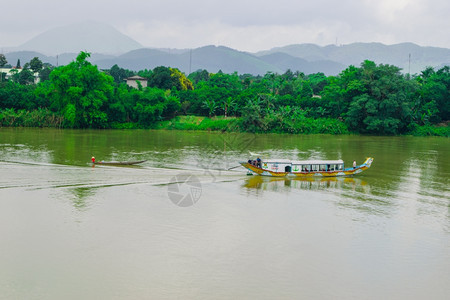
(153, 115), (349, 135)
(1, 109), (448, 137)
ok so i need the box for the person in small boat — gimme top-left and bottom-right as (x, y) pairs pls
(353, 160), (356, 169)
(256, 157), (261, 168)
(91, 156), (95, 163)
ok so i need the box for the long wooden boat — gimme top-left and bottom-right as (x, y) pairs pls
(240, 157), (373, 177)
(93, 160), (147, 166)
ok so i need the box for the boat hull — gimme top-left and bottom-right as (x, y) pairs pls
(241, 157), (373, 177)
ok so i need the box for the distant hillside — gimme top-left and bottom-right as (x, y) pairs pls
(3, 51), (54, 67)
(258, 52), (345, 75)
(94, 46), (281, 74)
(94, 48), (189, 71)
(188, 46), (279, 74)
(5, 34), (450, 76)
(17, 21), (142, 55)
(256, 42), (450, 74)
(4, 51), (115, 67)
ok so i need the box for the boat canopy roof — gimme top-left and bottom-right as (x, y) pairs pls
(263, 159), (344, 165)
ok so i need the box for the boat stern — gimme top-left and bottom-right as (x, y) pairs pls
(240, 161), (263, 175)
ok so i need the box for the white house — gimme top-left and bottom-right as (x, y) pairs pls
(0, 67), (40, 84)
(125, 75), (148, 89)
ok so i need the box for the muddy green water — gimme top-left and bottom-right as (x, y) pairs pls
(0, 128), (449, 300)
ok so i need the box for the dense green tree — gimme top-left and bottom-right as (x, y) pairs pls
(109, 64), (134, 84)
(148, 66), (193, 91)
(297, 80), (313, 99)
(47, 51), (113, 128)
(416, 66), (450, 123)
(322, 65), (363, 118)
(279, 81), (294, 96)
(137, 69), (152, 80)
(308, 73), (328, 95)
(39, 67), (52, 82)
(107, 84), (135, 123)
(0, 54), (7, 82)
(29, 57), (43, 74)
(282, 69), (295, 81)
(188, 69), (209, 85)
(0, 54), (7, 67)
(344, 61), (416, 134)
(148, 66), (172, 90)
(18, 68), (35, 85)
(0, 81), (34, 109)
(208, 71), (241, 90)
(133, 87), (180, 125)
(9, 69), (20, 83)
(170, 68), (194, 90)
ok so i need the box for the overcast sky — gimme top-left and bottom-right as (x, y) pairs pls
(1, 0), (450, 52)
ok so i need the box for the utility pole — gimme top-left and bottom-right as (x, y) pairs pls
(189, 49), (192, 75)
(0, 49), (4, 83)
(408, 53), (411, 77)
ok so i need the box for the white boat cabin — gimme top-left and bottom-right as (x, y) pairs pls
(259, 159), (344, 173)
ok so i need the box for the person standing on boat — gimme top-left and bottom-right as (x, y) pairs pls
(353, 160), (356, 169)
(256, 157), (261, 168)
(91, 156), (96, 163)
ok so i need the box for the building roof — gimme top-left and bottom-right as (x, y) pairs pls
(126, 75), (147, 80)
(263, 159), (344, 165)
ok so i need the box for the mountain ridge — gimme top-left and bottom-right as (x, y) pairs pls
(3, 22), (450, 75)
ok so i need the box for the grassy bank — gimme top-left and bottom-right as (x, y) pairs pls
(1, 109), (448, 137)
(156, 115), (350, 135)
(0, 108), (64, 128)
(409, 123), (450, 137)
(156, 116), (240, 131)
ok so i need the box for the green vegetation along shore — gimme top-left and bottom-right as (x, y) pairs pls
(0, 52), (448, 136)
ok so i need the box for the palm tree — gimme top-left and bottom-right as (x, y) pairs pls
(202, 99), (217, 117)
(223, 97), (235, 117)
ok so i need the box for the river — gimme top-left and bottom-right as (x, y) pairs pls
(0, 128), (449, 300)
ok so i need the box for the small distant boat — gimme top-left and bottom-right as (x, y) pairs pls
(91, 159), (147, 166)
(240, 157), (373, 177)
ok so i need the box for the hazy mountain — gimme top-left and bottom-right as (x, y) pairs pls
(3, 51), (53, 67)
(5, 23), (450, 76)
(94, 48), (188, 71)
(17, 21), (142, 55)
(187, 46), (279, 74)
(258, 52), (345, 75)
(4, 51), (115, 68)
(256, 42), (450, 74)
(94, 46), (281, 74)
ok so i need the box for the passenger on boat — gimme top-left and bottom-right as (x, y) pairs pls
(353, 160), (356, 169)
(256, 157), (261, 168)
(91, 156), (95, 163)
